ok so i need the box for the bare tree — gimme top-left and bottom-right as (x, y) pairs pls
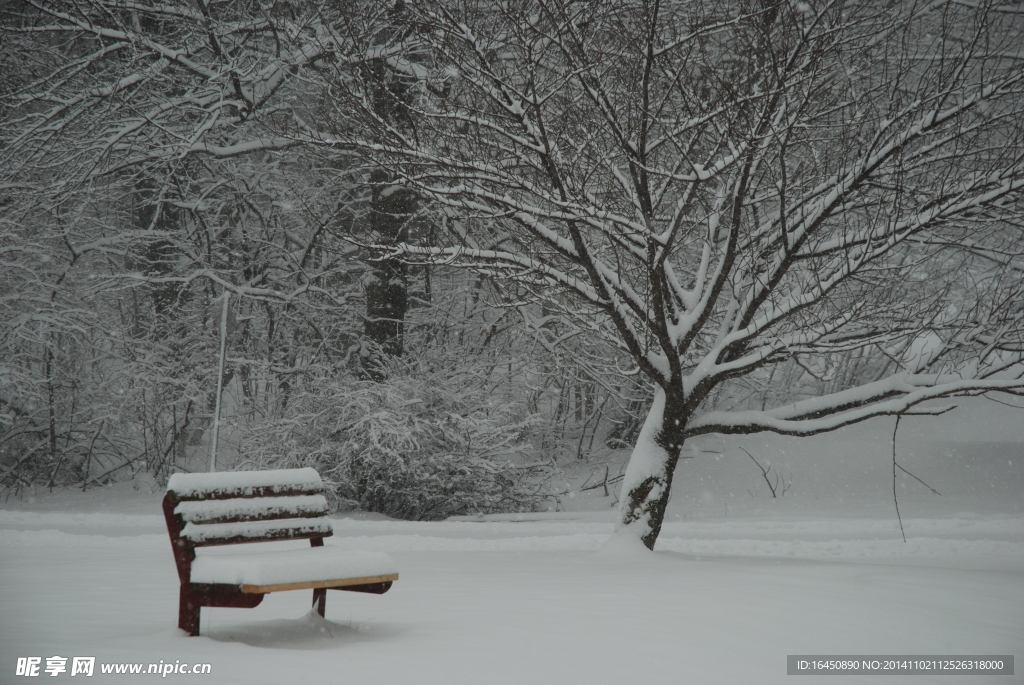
(0, 0), (377, 484)
(316, 0), (1024, 548)
(0, 0), (577, 504)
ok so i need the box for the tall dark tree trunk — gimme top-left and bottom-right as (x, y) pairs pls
(362, 170), (415, 378)
(360, 11), (419, 378)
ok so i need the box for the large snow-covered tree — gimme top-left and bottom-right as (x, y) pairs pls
(3, 0), (1022, 544)
(309, 0), (1024, 548)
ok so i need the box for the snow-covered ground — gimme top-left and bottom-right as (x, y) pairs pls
(2, 406), (1022, 684)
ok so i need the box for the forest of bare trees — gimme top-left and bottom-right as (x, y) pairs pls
(2, 0), (1022, 545)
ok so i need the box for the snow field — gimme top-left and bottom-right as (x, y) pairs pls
(2, 509), (1022, 685)
(3, 415), (1021, 683)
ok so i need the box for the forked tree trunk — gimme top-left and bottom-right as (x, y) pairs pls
(614, 388), (688, 550)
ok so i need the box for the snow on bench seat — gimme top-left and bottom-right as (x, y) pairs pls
(190, 547), (398, 593)
(181, 517), (334, 546)
(167, 468), (325, 500)
(175, 495), (329, 525)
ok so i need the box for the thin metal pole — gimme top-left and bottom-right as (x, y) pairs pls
(210, 292), (229, 472)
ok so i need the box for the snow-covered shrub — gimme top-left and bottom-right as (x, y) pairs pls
(238, 358), (551, 520)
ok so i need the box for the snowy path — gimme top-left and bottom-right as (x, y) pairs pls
(2, 507), (1022, 684)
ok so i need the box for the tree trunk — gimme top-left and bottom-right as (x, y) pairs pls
(614, 388), (688, 550)
(134, 178), (184, 318)
(362, 171), (414, 379)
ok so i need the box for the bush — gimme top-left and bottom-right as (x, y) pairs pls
(238, 358), (552, 520)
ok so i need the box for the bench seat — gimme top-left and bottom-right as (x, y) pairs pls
(191, 547), (398, 592)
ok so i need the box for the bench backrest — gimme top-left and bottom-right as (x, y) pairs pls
(162, 468), (333, 583)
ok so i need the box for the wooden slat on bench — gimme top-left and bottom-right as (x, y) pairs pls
(167, 468), (325, 502)
(175, 495), (329, 525)
(240, 573), (400, 594)
(171, 484), (325, 501)
(182, 517), (333, 546)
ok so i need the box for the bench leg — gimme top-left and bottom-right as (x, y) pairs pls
(312, 588), (326, 617)
(179, 584), (201, 636)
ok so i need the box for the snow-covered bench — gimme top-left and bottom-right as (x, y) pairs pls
(162, 468), (398, 636)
